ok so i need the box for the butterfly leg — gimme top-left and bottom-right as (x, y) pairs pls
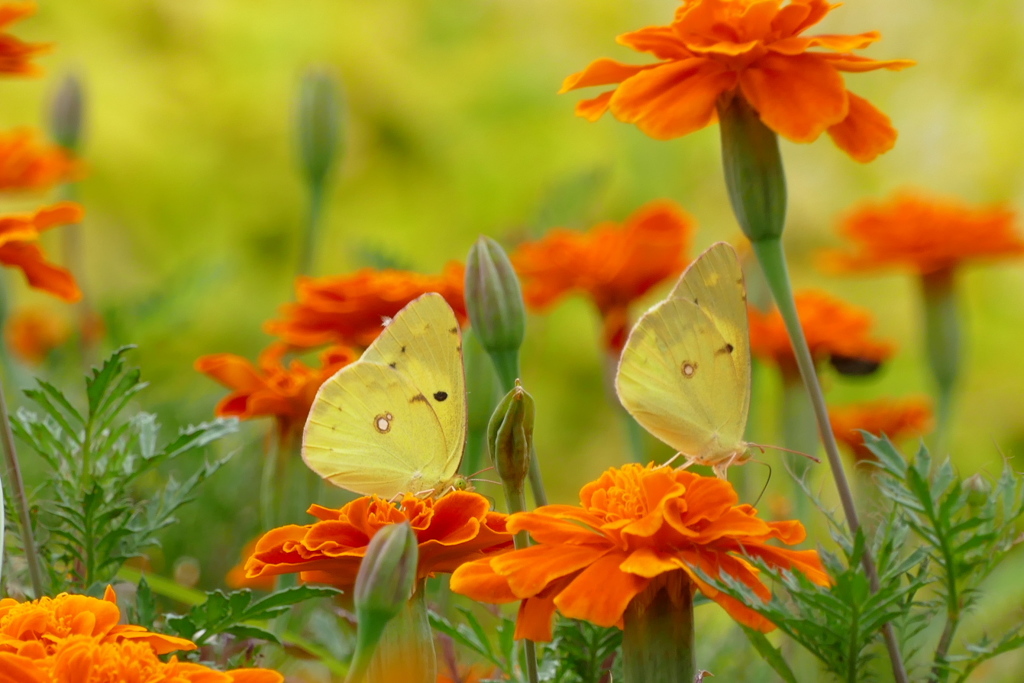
(712, 453), (742, 480)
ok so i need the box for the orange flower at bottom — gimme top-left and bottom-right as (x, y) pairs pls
(451, 463), (829, 641)
(0, 202), (83, 301)
(748, 289), (893, 376)
(245, 492), (513, 589)
(512, 200), (693, 351)
(830, 397), (934, 462)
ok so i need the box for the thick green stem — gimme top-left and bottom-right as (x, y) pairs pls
(491, 351), (547, 507)
(346, 584), (436, 683)
(259, 425), (283, 530)
(501, 478), (540, 683)
(605, 353), (645, 463)
(622, 572), (695, 683)
(920, 269), (959, 455)
(299, 181), (326, 276)
(752, 237), (908, 683)
(0, 376), (45, 597)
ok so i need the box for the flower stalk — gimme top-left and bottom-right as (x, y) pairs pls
(719, 97), (909, 683)
(622, 572), (695, 683)
(920, 267), (959, 453)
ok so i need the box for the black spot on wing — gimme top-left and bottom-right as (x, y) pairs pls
(410, 394), (429, 403)
(716, 343), (735, 355)
(449, 326), (459, 334)
(433, 391), (448, 402)
(400, 345), (407, 353)
(388, 362), (397, 369)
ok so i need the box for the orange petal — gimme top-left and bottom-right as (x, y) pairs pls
(819, 53), (916, 73)
(227, 669), (285, 683)
(617, 25), (691, 60)
(575, 91), (614, 122)
(618, 547), (680, 579)
(493, 544), (611, 597)
(826, 91), (897, 162)
(609, 58), (736, 140)
(769, 32), (880, 56)
(450, 558), (519, 603)
(560, 58), (654, 94)
(0, 653), (45, 683)
(553, 553), (648, 628)
(740, 52), (847, 142)
(515, 592), (559, 642)
(0, 242), (81, 302)
(770, 0), (832, 37)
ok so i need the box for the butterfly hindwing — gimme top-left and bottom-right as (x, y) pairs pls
(302, 293), (466, 497)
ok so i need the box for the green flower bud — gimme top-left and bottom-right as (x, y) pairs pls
(49, 73), (85, 153)
(465, 236), (526, 389)
(487, 380), (534, 491)
(296, 68), (343, 190)
(964, 473), (990, 509)
(354, 522), (418, 627)
(718, 94), (787, 242)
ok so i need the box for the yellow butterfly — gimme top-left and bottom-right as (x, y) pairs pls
(615, 242), (753, 478)
(302, 293), (467, 498)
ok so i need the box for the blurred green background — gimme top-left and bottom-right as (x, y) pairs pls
(3, 0), (1024, 679)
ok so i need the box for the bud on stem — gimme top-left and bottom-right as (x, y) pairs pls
(920, 267), (959, 453)
(465, 236), (526, 387)
(50, 73), (85, 154)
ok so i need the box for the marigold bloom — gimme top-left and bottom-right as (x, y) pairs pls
(0, 587), (193, 659)
(0, 128), (77, 191)
(823, 192), (1024, 275)
(5, 306), (68, 364)
(830, 397), (933, 462)
(450, 463), (829, 640)
(748, 289), (892, 375)
(265, 263), (467, 348)
(0, 636), (282, 683)
(512, 201), (693, 350)
(227, 539), (277, 591)
(245, 492), (513, 590)
(561, 0), (913, 162)
(0, 3), (49, 77)
(0, 202), (82, 301)
(195, 343), (356, 444)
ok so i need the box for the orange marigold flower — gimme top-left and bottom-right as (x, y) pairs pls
(226, 538), (277, 591)
(245, 492), (513, 590)
(195, 343), (357, 445)
(0, 202), (82, 301)
(748, 289), (892, 375)
(265, 263), (467, 348)
(0, 3), (49, 77)
(450, 463), (829, 641)
(0, 635), (282, 683)
(561, 0), (914, 162)
(512, 200), (693, 351)
(823, 192), (1024, 275)
(5, 306), (69, 364)
(0, 586), (194, 659)
(0, 128), (78, 191)
(830, 397), (933, 462)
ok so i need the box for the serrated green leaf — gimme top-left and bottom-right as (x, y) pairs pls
(741, 628), (798, 683)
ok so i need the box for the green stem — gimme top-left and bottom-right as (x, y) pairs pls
(621, 572), (695, 683)
(299, 181), (326, 276)
(920, 269), (959, 455)
(363, 583), (436, 683)
(605, 353), (645, 463)
(59, 181), (95, 369)
(500, 478), (540, 683)
(0, 375), (45, 597)
(780, 371), (817, 520)
(260, 425), (283, 530)
(752, 237), (908, 683)
(491, 351), (547, 507)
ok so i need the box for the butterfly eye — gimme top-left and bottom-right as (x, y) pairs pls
(374, 413), (394, 433)
(681, 362), (698, 378)
(433, 391), (448, 402)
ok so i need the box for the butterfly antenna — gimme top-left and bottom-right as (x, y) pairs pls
(747, 458), (772, 507)
(749, 442), (821, 464)
(466, 465), (496, 479)
(473, 478), (502, 486)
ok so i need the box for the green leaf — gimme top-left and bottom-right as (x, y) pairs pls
(741, 628), (798, 683)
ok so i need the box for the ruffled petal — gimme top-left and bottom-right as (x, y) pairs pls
(739, 52), (847, 141)
(769, 32), (880, 55)
(450, 558), (519, 604)
(618, 25), (692, 60)
(553, 553), (648, 628)
(492, 544), (611, 597)
(618, 547), (680, 579)
(819, 52), (916, 73)
(560, 58), (655, 94)
(0, 242), (81, 302)
(515, 590), (561, 642)
(826, 91), (897, 162)
(575, 91), (614, 121)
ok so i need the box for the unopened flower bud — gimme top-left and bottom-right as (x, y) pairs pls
(717, 94), (787, 242)
(465, 236), (526, 388)
(487, 380), (534, 490)
(354, 522), (418, 626)
(49, 73), (84, 153)
(964, 473), (990, 509)
(296, 68), (343, 190)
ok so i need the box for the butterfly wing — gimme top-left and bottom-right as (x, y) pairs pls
(302, 293), (466, 497)
(615, 242), (751, 465)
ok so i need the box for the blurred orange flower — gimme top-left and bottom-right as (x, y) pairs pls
(265, 264), (467, 348)
(5, 306), (68, 364)
(830, 397), (933, 462)
(0, 636), (282, 683)
(227, 538), (277, 592)
(195, 343), (357, 444)
(0, 587), (194, 659)
(0, 3), (49, 77)
(824, 193), (1024, 275)
(0, 202), (82, 301)
(0, 128), (77, 191)
(450, 463), (829, 641)
(438, 664), (496, 683)
(512, 200), (693, 351)
(748, 290), (892, 376)
(245, 492), (512, 590)
(561, 0), (913, 162)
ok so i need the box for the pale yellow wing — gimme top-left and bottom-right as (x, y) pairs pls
(302, 293), (466, 497)
(615, 242), (751, 468)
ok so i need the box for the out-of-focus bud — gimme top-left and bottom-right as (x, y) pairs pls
(173, 557), (201, 589)
(487, 380), (534, 491)
(354, 522), (418, 628)
(964, 473), (991, 509)
(296, 68), (344, 190)
(49, 73), (85, 154)
(717, 94), (787, 243)
(465, 236), (526, 388)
